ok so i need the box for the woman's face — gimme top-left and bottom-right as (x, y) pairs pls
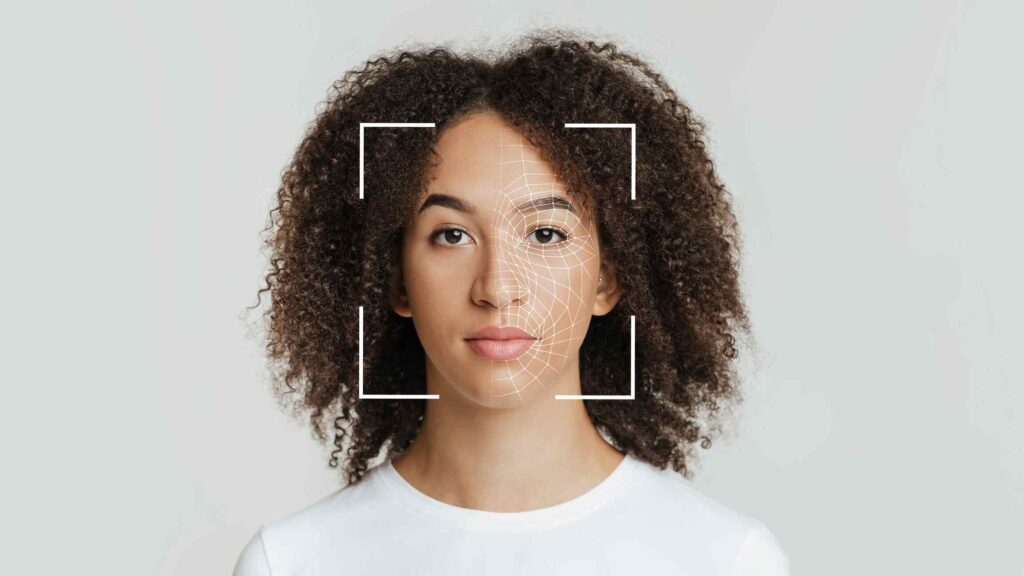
(391, 110), (620, 408)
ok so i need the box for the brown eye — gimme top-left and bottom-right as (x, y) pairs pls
(431, 227), (473, 246)
(527, 227), (568, 246)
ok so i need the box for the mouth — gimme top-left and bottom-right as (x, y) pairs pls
(465, 337), (536, 360)
(464, 324), (538, 360)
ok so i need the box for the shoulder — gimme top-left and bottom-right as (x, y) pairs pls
(732, 520), (791, 575)
(232, 465), (387, 575)
(624, 457), (757, 532)
(232, 526), (270, 576)
(623, 457), (791, 574)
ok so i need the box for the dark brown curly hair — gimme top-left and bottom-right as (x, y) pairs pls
(249, 29), (754, 487)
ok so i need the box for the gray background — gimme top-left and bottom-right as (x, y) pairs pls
(2, 0), (1021, 574)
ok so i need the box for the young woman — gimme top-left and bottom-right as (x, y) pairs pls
(235, 30), (790, 575)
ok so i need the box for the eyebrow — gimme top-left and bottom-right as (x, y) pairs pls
(417, 193), (578, 217)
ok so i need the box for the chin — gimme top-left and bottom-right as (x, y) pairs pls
(452, 370), (552, 409)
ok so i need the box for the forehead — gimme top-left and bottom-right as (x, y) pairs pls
(426, 111), (572, 208)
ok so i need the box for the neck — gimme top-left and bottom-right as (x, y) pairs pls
(391, 357), (625, 512)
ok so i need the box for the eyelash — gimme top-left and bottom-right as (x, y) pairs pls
(430, 226), (570, 248)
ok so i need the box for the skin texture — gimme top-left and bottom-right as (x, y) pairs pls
(388, 111), (625, 510)
(251, 31), (753, 492)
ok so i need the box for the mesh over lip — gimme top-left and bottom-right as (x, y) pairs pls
(466, 326), (537, 340)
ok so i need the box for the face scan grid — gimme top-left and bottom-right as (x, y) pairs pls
(478, 127), (601, 403)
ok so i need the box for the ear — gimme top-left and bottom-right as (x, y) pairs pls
(389, 266), (412, 318)
(592, 262), (621, 317)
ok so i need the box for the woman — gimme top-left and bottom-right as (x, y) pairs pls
(235, 30), (790, 575)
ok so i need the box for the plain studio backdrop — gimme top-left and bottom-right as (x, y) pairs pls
(2, 0), (1021, 574)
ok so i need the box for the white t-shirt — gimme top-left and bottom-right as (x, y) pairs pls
(233, 453), (790, 575)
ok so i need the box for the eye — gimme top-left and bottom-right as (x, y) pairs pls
(431, 226), (474, 247)
(526, 227), (569, 246)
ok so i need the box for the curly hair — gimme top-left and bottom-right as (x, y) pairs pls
(249, 29), (753, 487)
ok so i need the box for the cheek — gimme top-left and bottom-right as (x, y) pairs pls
(529, 255), (597, 313)
(402, 245), (470, 311)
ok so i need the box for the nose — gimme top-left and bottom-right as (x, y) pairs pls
(470, 228), (529, 309)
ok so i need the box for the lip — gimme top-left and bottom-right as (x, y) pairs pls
(464, 325), (537, 360)
(466, 325), (536, 341)
(466, 338), (536, 360)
